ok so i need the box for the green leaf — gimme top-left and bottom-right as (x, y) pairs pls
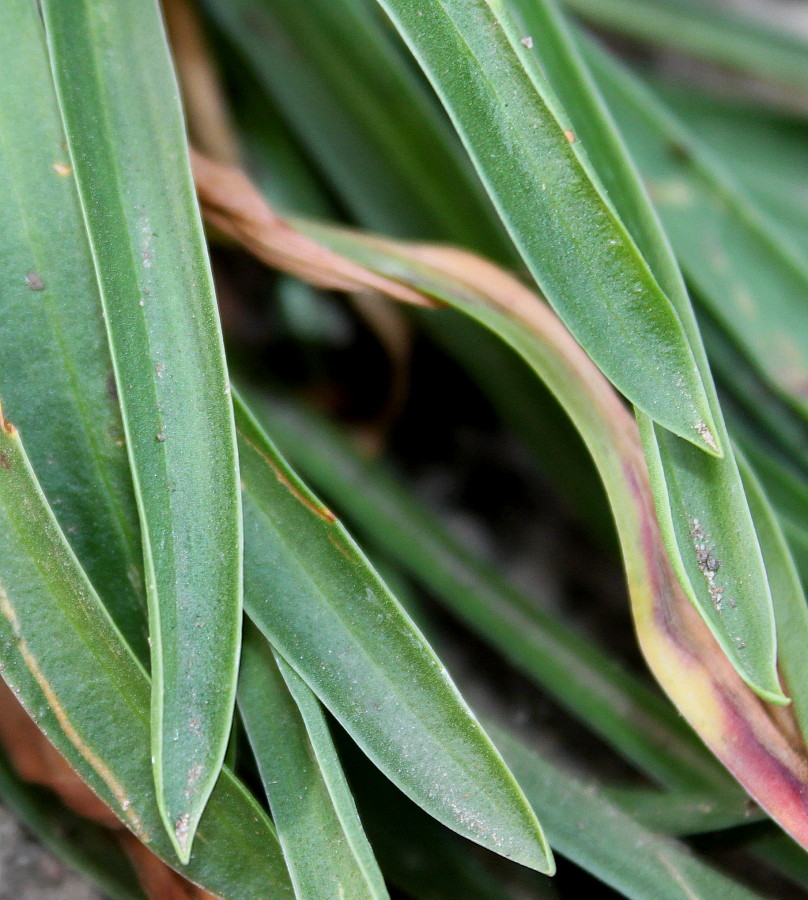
(0, 412), (293, 899)
(734, 428), (808, 589)
(337, 738), (560, 900)
(259, 397), (729, 794)
(0, 0), (146, 662)
(235, 394), (554, 874)
(239, 624), (388, 900)
(194, 146), (805, 843)
(206, 0), (616, 545)
(491, 724), (767, 900)
(702, 313), (808, 479)
(299, 215), (784, 703)
(494, 0), (783, 702)
(655, 88), (808, 256)
(753, 834), (808, 894)
(370, 0), (719, 452)
(41, 0), (243, 858)
(604, 785), (765, 836)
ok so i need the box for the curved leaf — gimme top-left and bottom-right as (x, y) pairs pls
(587, 46), (808, 420)
(189, 155), (808, 849)
(259, 398), (728, 794)
(199, 0), (512, 257)
(41, 0), (242, 858)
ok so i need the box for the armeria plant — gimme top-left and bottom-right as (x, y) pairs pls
(1, 0), (807, 897)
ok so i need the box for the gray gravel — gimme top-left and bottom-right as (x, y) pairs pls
(0, 804), (102, 900)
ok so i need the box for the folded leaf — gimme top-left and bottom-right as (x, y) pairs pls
(41, 0), (242, 859)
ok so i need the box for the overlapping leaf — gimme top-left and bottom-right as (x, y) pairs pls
(0, 0), (147, 662)
(372, 0), (720, 452)
(191, 151), (808, 850)
(0, 410), (292, 898)
(501, 0), (784, 702)
(585, 43), (808, 420)
(199, 0), (512, 257)
(239, 626), (388, 900)
(235, 396), (553, 873)
(259, 397), (728, 794)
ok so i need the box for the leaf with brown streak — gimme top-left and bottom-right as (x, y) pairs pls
(192, 153), (808, 850)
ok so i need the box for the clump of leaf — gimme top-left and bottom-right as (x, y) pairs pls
(1, 0), (808, 898)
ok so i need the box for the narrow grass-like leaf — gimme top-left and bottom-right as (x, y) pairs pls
(315, 216), (785, 703)
(41, 0), (242, 859)
(654, 88), (808, 257)
(371, 0), (719, 452)
(563, 0), (808, 103)
(235, 395), (553, 873)
(753, 834), (808, 894)
(703, 313), (808, 479)
(0, 0), (146, 661)
(0, 411), (292, 898)
(268, 402), (763, 834)
(239, 624), (388, 900)
(199, 0), (617, 543)
(604, 785), (764, 836)
(0, 747), (146, 900)
(496, 0), (783, 702)
(735, 432), (808, 589)
(586, 45), (808, 419)
(259, 398), (729, 794)
(490, 724), (766, 900)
